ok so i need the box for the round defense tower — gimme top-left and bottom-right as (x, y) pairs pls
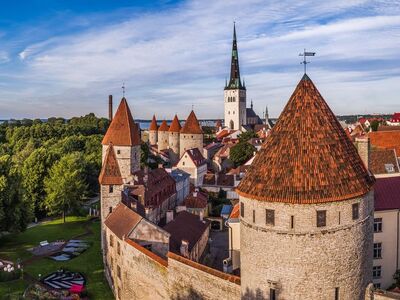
(168, 114), (181, 164)
(148, 115), (158, 146)
(179, 110), (203, 157)
(237, 74), (375, 300)
(157, 119), (169, 151)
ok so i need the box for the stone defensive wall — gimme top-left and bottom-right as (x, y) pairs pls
(105, 227), (241, 300)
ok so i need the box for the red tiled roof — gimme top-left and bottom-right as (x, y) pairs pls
(369, 131), (400, 156)
(129, 168), (176, 208)
(374, 176), (400, 211)
(181, 111), (203, 134)
(378, 125), (400, 132)
(163, 211), (209, 253)
(184, 148), (206, 167)
(102, 98), (140, 146)
(369, 148), (399, 175)
(149, 115), (158, 131)
(184, 191), (208, 209)
(229, 203), (239, 219)
(237, 74), (374, 204)
(390, 113), (400, 123)
(104, 203), (142, 239)
(158, 120), (169, 132)
(169, 115), (181, 132)
(98, 144), (123, 185)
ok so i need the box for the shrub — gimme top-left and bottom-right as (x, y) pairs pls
(0, 268), (21, 282)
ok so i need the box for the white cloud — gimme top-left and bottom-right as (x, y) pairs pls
(0, 0), (399, 119)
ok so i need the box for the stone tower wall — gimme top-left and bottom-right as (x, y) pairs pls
(102, 145), (140, 179)
(224, 89), (247, 130)
(240, 192), (374, 300)
(158, 131), (169, 151)
(179, 133), (203, 158)
(168, 131), (180, 164)
(149, 130), (158, 146)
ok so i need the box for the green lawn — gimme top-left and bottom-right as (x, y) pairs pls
(0, 217), (114, 300)
(0, 279), (27, 299)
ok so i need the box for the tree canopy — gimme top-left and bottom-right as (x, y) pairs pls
(230, 142), (256, 167)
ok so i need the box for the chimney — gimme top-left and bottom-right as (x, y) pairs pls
(199, 211), (204, 221)
(166, 210), (174, 224)
(355, 136), (370, 169)
(180, 239), (189, 258)
(108, 95), (113, 121)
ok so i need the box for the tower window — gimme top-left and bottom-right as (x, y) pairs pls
(290, 216), (294, 229)
(374, 218), (382, 232)
(352, 203), (359, 220)
(109, 235), (114, 247)
(117, 150), (121, 154)
(252, 210), (255, 223)
(109, 185), (114, 193)
(316, 210), (326, 227)
(240, 202), (244, 218)
(109, 207), (112, 214)
(373, 266), (382, 279)
(270, 288), (276, 300)
(117, 265), (121, 279)
(338, 211), (341, 225)
(266, 209), (275, 226)
(373, 243), (382, 259)
(117, 242), (121, 255)
(335, 287), (339, 300)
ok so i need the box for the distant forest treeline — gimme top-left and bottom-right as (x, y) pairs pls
(0, 114), (110, 232)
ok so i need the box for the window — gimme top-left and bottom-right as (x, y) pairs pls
(109, 207), (112, 214)
(338, 211), (341, 225)
(290, 216), (294, 229)
(240, 202), (244, 218)
(109, 185), (114, 193)
(373, 266), (382, 279)
(117, 150), (121, 154)
(252, 210), (255, 223)
(317, 210), (326, 227)
(373, 283), (381, 289)
(352, 203), (359, 220)
(109, 235), (114, 247)
(143, 244), (152, 251)
(385, 164), (395, 173)
(266, 209), (275, 226)
(335, 287), (339, 300)
(117, 242), (121, 255)
(373, 243), (382, 259)
(374, 218), (382, 232)
(270, 288), (276, 300)
(117, 265), (121, 279)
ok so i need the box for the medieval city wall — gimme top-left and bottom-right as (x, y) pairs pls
(158, 131), (169, 151)
(168, 131), (180, 164)
(105, 226), (241, 300)
(149, 129), (158, 146)
(240, 192), (374, 300)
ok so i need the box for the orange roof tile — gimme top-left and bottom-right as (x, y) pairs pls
(237, 74), (374, 204)
(229, 203), (240, 219)
(149, 115), (158, 131)
(369, 131), (400, 155)
(102, 98), (140, 146)
(98, 144), (123, 185)
(158, 120), (169, 132)
(180, 110), (203, 134)
(169, 115), (181, 132)
(104, 203), (141, 239)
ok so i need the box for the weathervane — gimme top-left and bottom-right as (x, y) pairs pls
(299, 49), (316, 74)
(122, 82), (126, 97)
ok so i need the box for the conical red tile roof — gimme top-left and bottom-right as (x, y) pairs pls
(149, 115), (158, 131)
(158, 120), (169, 131)
(169, 115), (181, 132)
(181, 111), (203, 134)
(99, 144), (123, 185)
(237, 74), (374, 204)
(102, 98), (140, 146)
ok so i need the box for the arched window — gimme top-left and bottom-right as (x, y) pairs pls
(230, 120), (234, 129)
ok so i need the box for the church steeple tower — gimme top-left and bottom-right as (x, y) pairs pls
(225, 23), (245, 90)
(224, 23), (247, 130)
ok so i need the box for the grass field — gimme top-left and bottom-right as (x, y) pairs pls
(0, 217), (114, 299)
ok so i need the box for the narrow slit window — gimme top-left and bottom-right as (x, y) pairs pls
(290, 216), (294, 229)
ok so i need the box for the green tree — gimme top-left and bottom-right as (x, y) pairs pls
(370, 120), (379, 132)
(238, 130), (258, 143)
(230, 142), (256, 167)
(0, 155), (31, 231)
(44, 152), (87, 223)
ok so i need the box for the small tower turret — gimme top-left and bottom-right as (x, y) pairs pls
(179, 110), (203, 157)
(168, 115), (181, 164)
(149, 115), (158, 146)
(158, 120), (169, 151)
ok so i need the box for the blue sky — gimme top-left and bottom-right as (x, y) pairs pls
(0, 0), (399, 119)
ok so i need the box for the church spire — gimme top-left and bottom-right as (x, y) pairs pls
(226, 23), (245, 90)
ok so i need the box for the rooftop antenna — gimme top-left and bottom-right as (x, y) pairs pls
(299, 49), (316, 74)
(122, 82), (126, 97)
(192, 104), (194, 111)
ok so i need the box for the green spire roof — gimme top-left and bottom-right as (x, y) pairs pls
(225, 23), (245, 90)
